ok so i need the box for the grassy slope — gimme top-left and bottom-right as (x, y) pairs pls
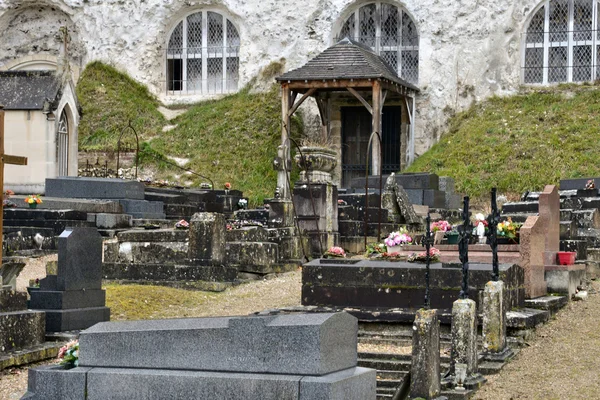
(76, 62), (166, 150)
(148, 86), (301, 204)
(76, 62), (301, 206)
(407, 84), (600, 199)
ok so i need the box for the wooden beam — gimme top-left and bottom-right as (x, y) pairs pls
(3, 155), (27, 165)
(287, 79), (375, 90)
(347, 87), (373, 115)
(288, 88), (317, 117)
(371, 80), (382, 176)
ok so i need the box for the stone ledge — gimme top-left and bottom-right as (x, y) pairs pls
(506, 308), (549, 329)
(0, 341), (64, 370)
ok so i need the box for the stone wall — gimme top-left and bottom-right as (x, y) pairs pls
(0, 0), (542, 156)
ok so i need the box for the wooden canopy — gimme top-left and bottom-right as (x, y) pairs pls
(275, 38), (419, 199)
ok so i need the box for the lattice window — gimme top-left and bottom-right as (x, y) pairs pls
(523, 0), (600, 84)
(337, 1), (419, 85)
(166, 11), (240, 94)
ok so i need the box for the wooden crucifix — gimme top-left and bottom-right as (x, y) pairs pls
(0, 105), (28, 262)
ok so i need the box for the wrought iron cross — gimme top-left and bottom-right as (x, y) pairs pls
(423, 212), (434, 309)
(0, 105), (28, 261)
(458, 196), (472, 299)
(486, 188), (500, 281)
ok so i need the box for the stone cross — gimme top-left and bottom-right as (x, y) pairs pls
(0, 105), (28, 261)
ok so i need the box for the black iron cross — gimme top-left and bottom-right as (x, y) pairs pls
(486, 188), (500, 281)
(458, 196), (472, 299)
(423, 213), (434, 309)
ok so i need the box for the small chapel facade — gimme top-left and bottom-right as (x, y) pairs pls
(0, 70), (79, 193)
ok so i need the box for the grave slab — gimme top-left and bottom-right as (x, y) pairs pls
(45, 177), (145, 200)
(80, 313), (357, 375)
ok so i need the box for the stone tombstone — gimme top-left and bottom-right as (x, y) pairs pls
(54, 228), (102, 291)
(24, 313), (377, 400)
(29, 227), (110, 332)
(381, 173), (421, 226)
(410, 308), (443, 400)
(188, 212), (226, 263)
(538, 185), (560, 265)
(0, 260), (25, 290)
(482, 281), (514, 362)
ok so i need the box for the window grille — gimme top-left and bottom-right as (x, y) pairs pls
(166, 11), (240, 95)
(523, 0), (600, 84)
(337, 1), (419, 85)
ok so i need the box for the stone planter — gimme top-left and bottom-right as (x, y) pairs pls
(386, 245), (409, 254)
(294, 146), (337, 183)
(445, 232), (460, 244)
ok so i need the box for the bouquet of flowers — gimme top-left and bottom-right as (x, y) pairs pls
(25, 194), (43, 205)
(324, 246), (346, 258)
(384, 228), (412, 248)
(58, 340), (79, 369)
(365, 242), (387, 257)
(175, 219), (189, 229)
(3, 189), (16, 208)
(408, 247), (441, 263)
(431, 220), (452, 232)
(497, 217), (521, 240)
(237, 199), (248, 210)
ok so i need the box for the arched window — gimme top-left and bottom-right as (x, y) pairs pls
(167, 11), (240, 94)
(338, 2), (419, 84)
(524, 0), (598, 84)
(57, 110), (69, 177)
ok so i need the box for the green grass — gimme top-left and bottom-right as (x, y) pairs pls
(147, 85), (302, 205)
(76, 62), (166, 150)
(76, 62), (302, 206)
(407, 83), (600, 200)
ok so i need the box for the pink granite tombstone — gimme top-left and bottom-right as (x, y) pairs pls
(519, 185), (560, 298)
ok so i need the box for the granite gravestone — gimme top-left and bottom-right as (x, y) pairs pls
(23, 312), (376, 400)
(29, 227), (110, 332)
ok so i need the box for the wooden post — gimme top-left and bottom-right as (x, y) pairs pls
(278, 84), (291, 200)
(371, 80), (382, 176)
(0, 105), (28, 263)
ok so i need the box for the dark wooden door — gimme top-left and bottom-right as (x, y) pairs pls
(341, 106), (401, 187)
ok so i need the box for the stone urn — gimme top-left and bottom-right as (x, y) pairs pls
(294, 146), (337, 184)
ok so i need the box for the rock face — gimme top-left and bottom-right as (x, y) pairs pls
(0, 0), (540, 156)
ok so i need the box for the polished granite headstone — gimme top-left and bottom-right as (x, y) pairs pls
(23, 313), (376, 400)
(29, 227), (110, 332)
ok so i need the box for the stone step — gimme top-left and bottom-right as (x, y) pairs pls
(3, 219), (95, 235)
(102, 262), (238, 283)
(103, 239), (188, 264)
(375, 370), (407, 381)
(571, 209), (600, 229)
(524, 295), (568, 315)
(580, 197), (600, 210)
(506, 308), (550, 329)
(225, 226), (269, 242)
(338, 206), (390, 222)
(501, 201), (539, 213)
(131, 219), (173, 229)
(225, 242), (279, 273)
(164, 204), (199, 219)
(118, 199), (166, 219)
(587, 247), (600, 261)
(338, 193), (381, 208)
(234, 209), (269, 224)
(3, 208), (88, 221)
(358, 358), (411, 372)
(116, 229), (188, 242)
(145, 186), (219, 205)
(144, 192), (186, 205)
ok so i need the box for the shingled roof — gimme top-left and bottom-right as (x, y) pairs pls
(0, 70), (62, 110)
(276, 38), (418, 91)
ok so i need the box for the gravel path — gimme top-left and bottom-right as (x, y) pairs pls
(474, 281), (600, 400)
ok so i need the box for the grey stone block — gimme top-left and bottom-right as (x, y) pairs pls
(560, 177), (600, 190)
(188, 212), (226, 263)
(225, 242), (279, 271)
(405, 188), (423, 205)
(79, 313), (357, 376)
(299, 367), (376, 400)
(54, 228), (103, 291)
(28, 289), (106, 310)
(117, 229), (189, 243)
(0, 310), (45, 353)
(410, 309), (441, 399)
(86, 368), (301, 400)
(118, 199), (166, 219)
(45, 306), (111, 332)
(95, 213), (132, 229)
(438, 176), (455, 193)
(394, 172), (439, 190)
(46, 177), (145, 200)
(0, 289), (27, 312)
(22, 365), (91, 400)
